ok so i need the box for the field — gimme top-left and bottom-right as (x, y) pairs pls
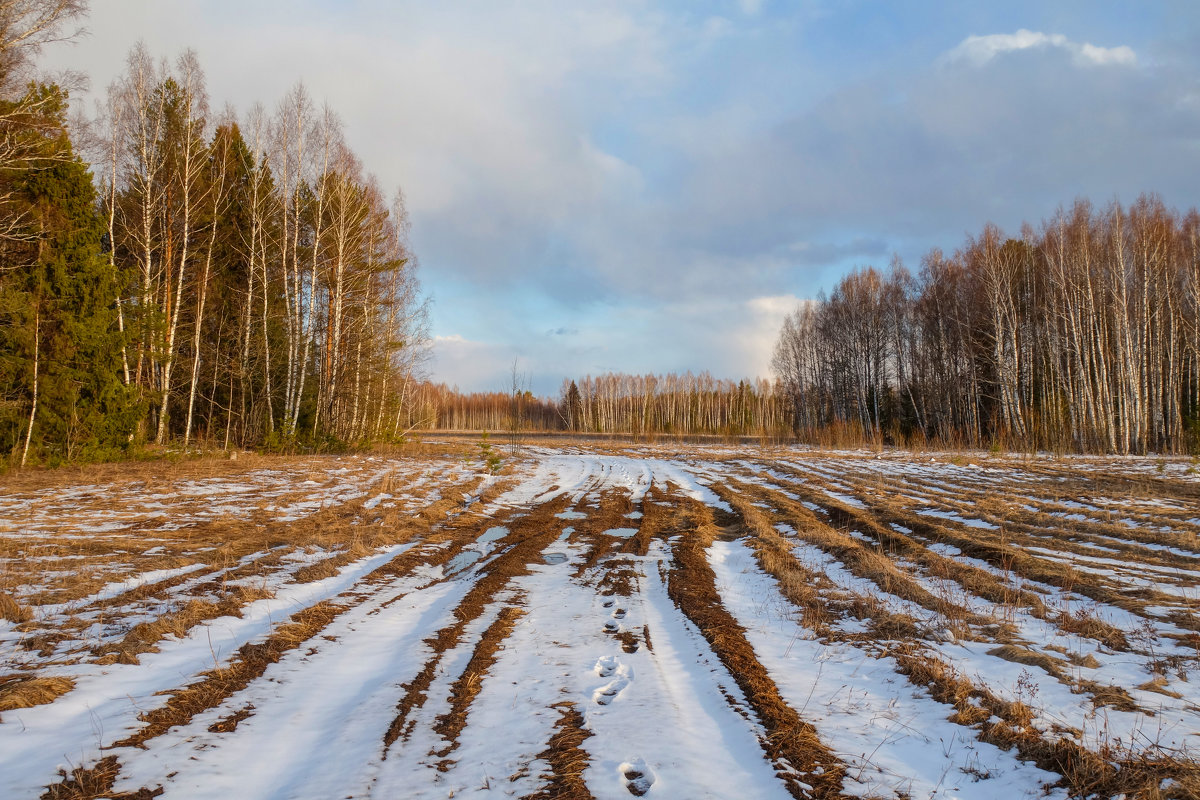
(2, 443), (1199, 799)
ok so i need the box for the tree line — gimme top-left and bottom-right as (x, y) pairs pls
(0, 3), (428, 466)
(405, 373), (789, 438)
(774, 196), (1200, 454)
(406, 382), (561, 433)
(558, 373), (786, 436)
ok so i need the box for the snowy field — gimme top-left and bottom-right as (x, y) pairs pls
(2, 444), (1199, 799)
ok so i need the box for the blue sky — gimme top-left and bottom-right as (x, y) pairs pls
(50, 1), (1200, 395)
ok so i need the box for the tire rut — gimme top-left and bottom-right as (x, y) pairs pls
(660, 489), (846, 799)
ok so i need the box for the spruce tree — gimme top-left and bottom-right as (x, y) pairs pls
(0, 84), (136, 464)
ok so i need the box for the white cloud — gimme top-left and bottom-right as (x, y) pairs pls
(943, 29), (1136, 68)
(429, 334), (514, 391)
(739, 295), (803, 377)
(738, 0), (764, 16)
(1076, 42), (1137, 67)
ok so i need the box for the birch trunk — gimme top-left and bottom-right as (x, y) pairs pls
(21, 310), (39, 467)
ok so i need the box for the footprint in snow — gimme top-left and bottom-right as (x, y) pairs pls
(592, 678), (629, 705)
(592, 659), (632, 705)
(602, 599), (615, 609)
(612, 608), (626, 620)
(604, 620), (620, 633)
(620, 759), (655, 796)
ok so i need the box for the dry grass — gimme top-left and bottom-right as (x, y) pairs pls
(985, 644), (1066, 678)
(91, 587), (274, 666)
(40, 754), (163, 800)
(568, 490), (644, 581)
(9, 446), (1200, 798)
(522, 703), (595, 800)
(712, 457), (1200, 796)
(113, 600), (343, 749)
(0, 460), (484, 676)
(89, 484), (480, 758)
(0, 591), (31, 623)
(730, 476), (986, 636)
(710, 485), (833, 631)
(206, 703), (255, 733)
(860, 494), (1139, 647)
(887, 644), (1196, 799)
(291, 543), (372, 583)
(0, 676), (75, 715)
(1054, 605), (1131, 650)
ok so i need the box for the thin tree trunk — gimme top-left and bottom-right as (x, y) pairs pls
(21, 310), (39, 467)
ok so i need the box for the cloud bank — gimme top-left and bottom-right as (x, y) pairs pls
(46, 4), (1200, 394)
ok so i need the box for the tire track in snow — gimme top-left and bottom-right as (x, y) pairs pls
(372, 468), (800, 799)
(660, 492), (845, 799)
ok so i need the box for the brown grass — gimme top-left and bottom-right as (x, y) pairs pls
(710, 465), (1200, 794)
(1054, 606), (1131, 650)
(859, 494), (1139, 647)
(522, 704), (595, 800)
(0, 675), (75, 715)
(714, 483), (935, 643)
(569, 491), (641, 580)
(111, 503), (489, 753)
(711, 485), (834, 631)
(14, 446), (1200, 798)
(1076, 679), (1141, 712)
(985, 644), (1066, 678)
(4, 455), (476, 609)
(41, 755), (162, 800)
(730, 476), (985, 635)
(291, 543), (372, 583)
(92, 587), (273, 665)
(840, 464), (1200, 623)
(114, 600), (343, 749)
(207, 703), (255, 733)
(892, 642), (1200, 798)
(6, 462), (482, 674)
(0, 591), (32, 623)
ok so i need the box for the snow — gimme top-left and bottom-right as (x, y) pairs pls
(709, 538), (1066, 798)
(918, 508), (999, 530)
(604, 528), (639, 539)
(0, 542), (413, 799)
(36, 563), (209, 617)
(3, 446), (1198, 798)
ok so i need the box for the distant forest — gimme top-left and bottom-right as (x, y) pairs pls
(1, 4), (1197, 465)
(417, 197), (1200, 456)
(410, 374), (786, 437)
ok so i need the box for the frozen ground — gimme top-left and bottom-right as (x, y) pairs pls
(1, 444), (1198, 798)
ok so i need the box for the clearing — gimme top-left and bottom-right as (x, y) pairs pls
(2, 443), (1199, 799)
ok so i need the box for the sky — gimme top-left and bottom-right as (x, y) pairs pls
(43, 1), (1200, 396)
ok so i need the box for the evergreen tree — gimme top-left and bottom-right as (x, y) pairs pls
(0, 84), (136, 464)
